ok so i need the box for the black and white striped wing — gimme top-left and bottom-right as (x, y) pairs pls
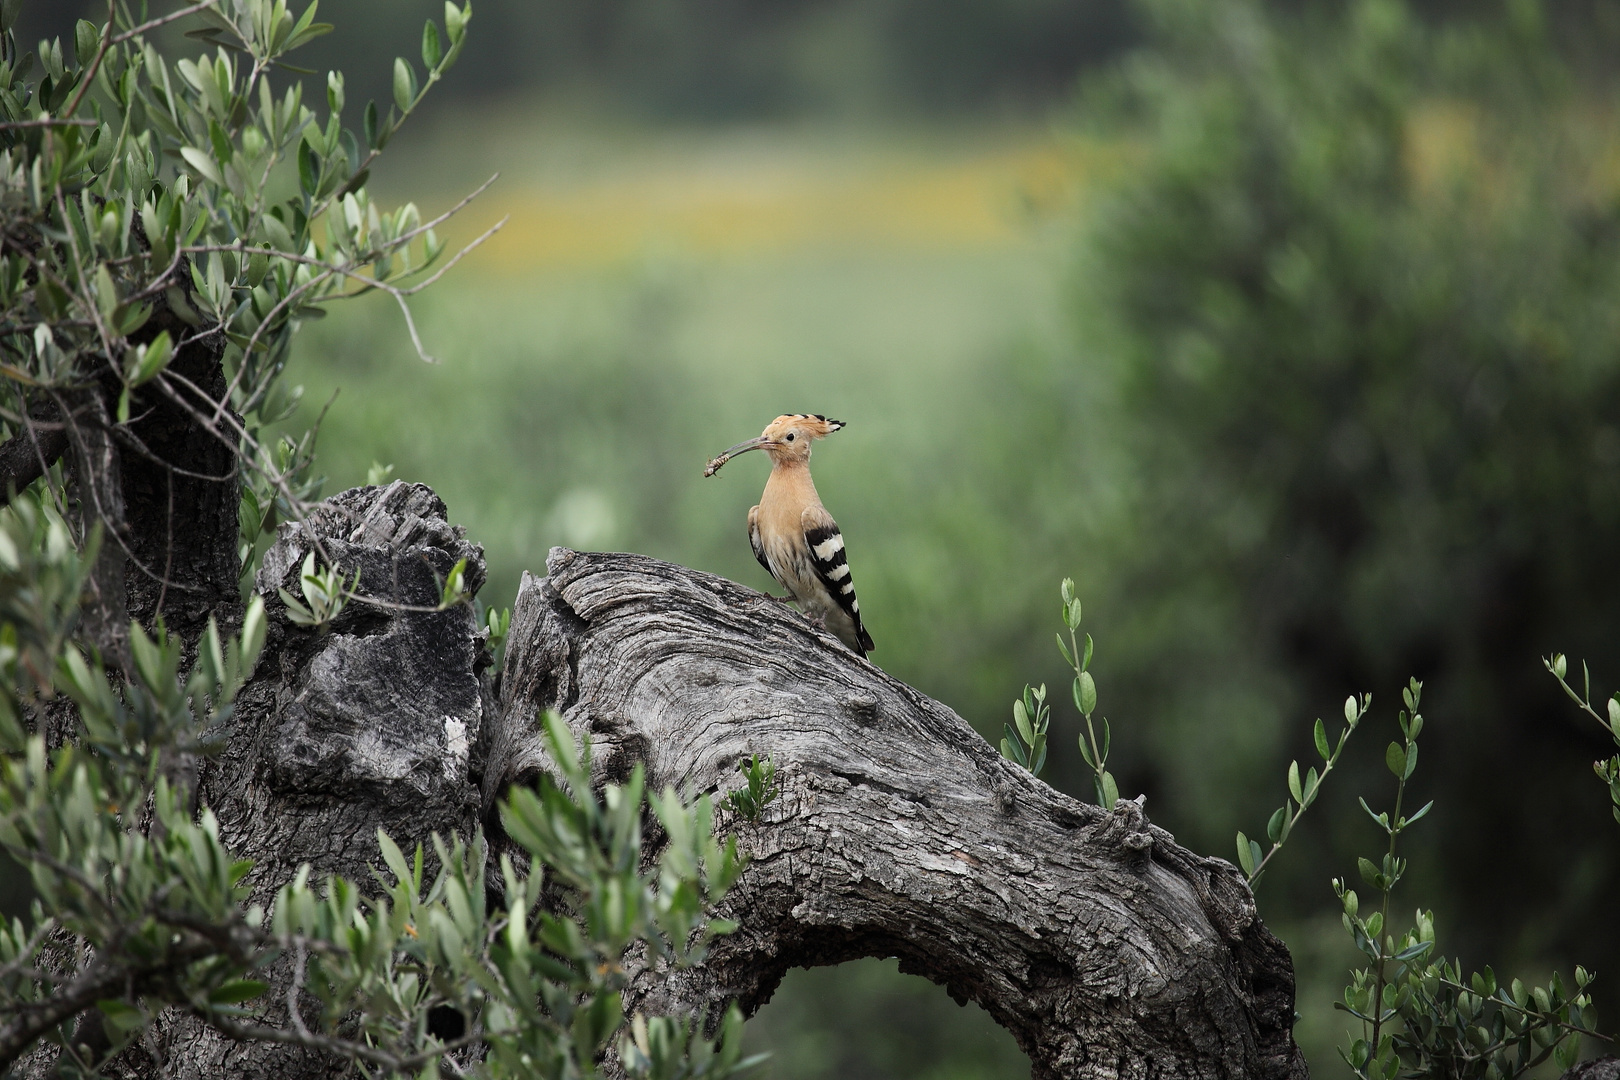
(747, 505), (773, 578)
(802, 511), (875, 654)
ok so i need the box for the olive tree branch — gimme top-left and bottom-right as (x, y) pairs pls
(111, 0), (223, 45)
(0, 118), (98, 130)
(198, 1008), (480, 1073)
(59, 1), (116, 122)
(180, 208), (507, 366)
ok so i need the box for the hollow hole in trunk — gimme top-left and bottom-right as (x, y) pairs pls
(741, 957), (1028, 1080)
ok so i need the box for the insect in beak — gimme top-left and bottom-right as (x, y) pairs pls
(704, 435), (773, 477)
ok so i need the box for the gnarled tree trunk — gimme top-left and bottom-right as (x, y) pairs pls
(488, 547), (1308, 1080)
(13, 482), (495, 1080)
(0, 282), (242, 663)
(21, 483), (1310, 1079)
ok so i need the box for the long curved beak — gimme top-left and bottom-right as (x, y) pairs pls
(717, 436), (771, 458)
(703, 435), (773, 477)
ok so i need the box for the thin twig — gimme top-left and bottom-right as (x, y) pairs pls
(199, 1008), (480, 1072)
(185, 215), (505, 364)
(154, 461), (174, 616)
(111, 0), (222, 45)
(121, 242), (188, 305)
(146, 366), (338, 575)
(393, 173), (501, 247)
(0, 919), (57, 983)
(167, 169), (499, 421)
(347, 593), (472, 616)
(0, 118), (98, 130)
(60, 1), (117, 122)
(1430, 976), (1614, 1042)
(284, 939), (313, 1041)
(18, 407), (70, 519)
(43, 385), (205, 592)
(395, 215), (508, 298)
(0, 942), (217, 1068)
(216, 265), (337, 422)
(111, 421), (240, 483)
(50, 186), (117, 375)
(306, 64), (455, 225)
(181, 172), (498, 281)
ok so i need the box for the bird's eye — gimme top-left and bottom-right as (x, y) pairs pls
(786, 432), (796, 442)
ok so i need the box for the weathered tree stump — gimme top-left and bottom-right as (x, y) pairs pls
(108, 482), (492, 1080)
(488, 546), (1309, 1080)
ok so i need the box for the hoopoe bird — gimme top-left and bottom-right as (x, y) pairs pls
(704, 414), (875, 657)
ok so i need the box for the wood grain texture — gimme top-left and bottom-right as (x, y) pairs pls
(490, 547), (1308, 1080)
(41, 482), (498, 1080)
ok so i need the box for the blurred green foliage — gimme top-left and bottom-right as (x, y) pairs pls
(18, 0), (1138, 120)
(740, 959), (1029, 1080)
(24, 0), (1620, 125)
(1080, 0), (1620, 1065)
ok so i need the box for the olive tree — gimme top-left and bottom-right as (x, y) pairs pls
(0, 3), (754, 1077)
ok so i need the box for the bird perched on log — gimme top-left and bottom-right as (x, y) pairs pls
(704, 414), (875, 657)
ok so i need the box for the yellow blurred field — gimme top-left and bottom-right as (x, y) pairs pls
(470, 144), (1088, 268)
(377, 108), (1107, 271)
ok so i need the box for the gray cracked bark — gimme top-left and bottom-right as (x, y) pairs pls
(1563, 1060), (1620, 1080)
(488, 546), (1310, 1080)
(45, 284), (241, 667)
(13, 482), (497, 1080)
(214, 480), (491, 903)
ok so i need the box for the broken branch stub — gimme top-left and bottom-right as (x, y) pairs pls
(170, 482), (492, 1079)
(490, 547), (1308, 1080)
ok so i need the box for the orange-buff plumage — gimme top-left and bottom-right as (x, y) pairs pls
(704, 414), (874, 657)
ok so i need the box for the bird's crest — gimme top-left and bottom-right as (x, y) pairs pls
(765, 413), (844, 439)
